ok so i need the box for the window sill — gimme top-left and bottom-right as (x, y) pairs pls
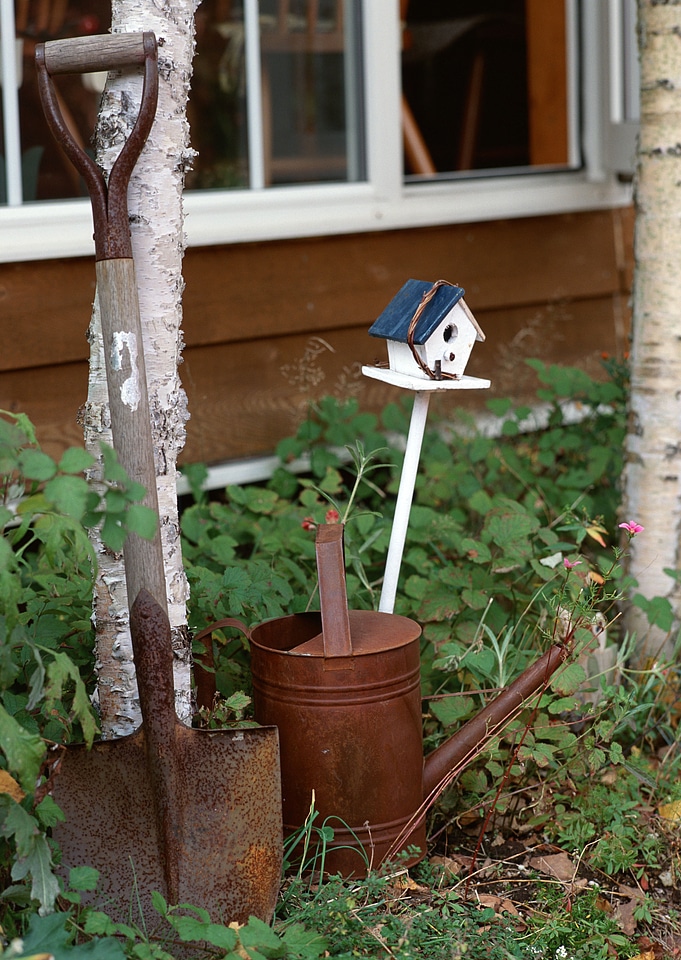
(1, 170), (632, 264)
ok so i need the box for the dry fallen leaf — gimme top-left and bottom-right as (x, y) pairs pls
(0, 769), (25, 803)
(615, 898), (639, 937)
(528, 851), (575, 882)
(600, 768), (618, 786)
(629, 953), (656, 960)
(389, 875), (428, 895)
(614, 883), (645, 937)
(658, 799), (681, 822)
(429, 855), (462, 877)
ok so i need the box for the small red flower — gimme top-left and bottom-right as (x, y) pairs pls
(563, 557), (582, 570)
(325, 509), (340, 524)
(301, 517), (316, 531)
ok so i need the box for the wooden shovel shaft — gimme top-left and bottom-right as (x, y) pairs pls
(130, 590), (181, 904)
(96, 258), (167, 614)
(41, 33), (149, 75)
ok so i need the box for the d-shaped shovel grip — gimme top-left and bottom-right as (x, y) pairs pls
(35, 32), (158, 260)
(39, 32), (152, 75)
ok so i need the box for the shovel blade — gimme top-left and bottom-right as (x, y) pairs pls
(53, 725), (282, 925)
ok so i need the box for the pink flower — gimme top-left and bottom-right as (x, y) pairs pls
(619, 521), (644, 537)
(325, 509), (340, 524)
(301, 517), (316, 531)
(563, 557), (582, 569)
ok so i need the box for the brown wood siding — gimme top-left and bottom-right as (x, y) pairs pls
(0, 207), (633, 464)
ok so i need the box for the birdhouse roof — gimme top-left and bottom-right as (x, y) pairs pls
(368, 279), (484, 345)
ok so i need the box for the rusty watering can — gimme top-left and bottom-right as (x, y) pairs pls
(244, 523), (568, 876)
(36, 33), (282, 923)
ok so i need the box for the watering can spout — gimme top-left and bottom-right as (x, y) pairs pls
(421, 642), (568, 799)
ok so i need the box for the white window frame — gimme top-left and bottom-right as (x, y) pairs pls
(1, 0), (633, 265)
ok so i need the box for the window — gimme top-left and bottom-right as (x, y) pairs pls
(1, 0), (632, 263)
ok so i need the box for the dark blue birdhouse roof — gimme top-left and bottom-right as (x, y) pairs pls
(368, 279), (466, 345)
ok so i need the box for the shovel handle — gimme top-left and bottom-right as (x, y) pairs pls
(96, 258), (167, 614)
(35, 32), (158, 261)
(40, 32), (151, 75)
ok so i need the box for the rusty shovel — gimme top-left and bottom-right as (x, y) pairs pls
(36, 34), (282, 923)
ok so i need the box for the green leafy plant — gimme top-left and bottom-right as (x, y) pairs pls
(6, 359), (679, 959)
(0, 411), (157, 917)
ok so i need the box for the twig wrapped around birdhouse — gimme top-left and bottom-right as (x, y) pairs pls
(407, 279), (458, 381)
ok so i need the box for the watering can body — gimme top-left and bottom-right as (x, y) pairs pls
(250, 607), (426, 876)
(244, 524), (569, 877)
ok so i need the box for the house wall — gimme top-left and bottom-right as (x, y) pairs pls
(0, 206), (633, 465)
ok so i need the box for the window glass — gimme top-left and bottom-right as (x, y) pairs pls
(11, 0), (110, 202)
(188, 0), (365, 190)
(401, 0), (571, 178)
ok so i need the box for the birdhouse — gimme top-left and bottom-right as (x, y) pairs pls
(368, 279), (485, 380)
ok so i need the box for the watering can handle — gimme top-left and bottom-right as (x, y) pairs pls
(316, 524), (353, 658)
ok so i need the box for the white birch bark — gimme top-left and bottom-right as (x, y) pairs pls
(83, 0), (196, 735)
(623, 2), (681, 664)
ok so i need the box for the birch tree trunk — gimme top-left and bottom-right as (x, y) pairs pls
(83, 1), (195, 735)
(622, 1), (681, 664)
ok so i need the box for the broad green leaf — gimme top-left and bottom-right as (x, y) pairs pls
(124, 504), (158, 540)
(281, 923), (329, 959)
(83, 910), (119, 937)
(100, 514), (127, 553)
(486, 397), (512, 417)
(632, 593), (674, 631)
(11, 830), (60, 915)
(151, 889), (168, 916)
(468, 489), (494, 515)
(58, 447), (95, 475)
(103, 489), (129, 514)
(0, 704), (45, 790)
(100, 443), (129, 484)
(430, 695), (475, 728)
(45, 653), (97, 748)
(239, 915), (284, 952)
(1, 797), (38, 855)
(69, 865), (100, 892)
(486, 508), (539, 550)
(18, 449), (57, 481)
(44, 474), (91, 520)
(550, 662), (587, 697)
(19, 911), (70, 953)
(208, 533), (238, 565)
(35, 795), (65, 829)
(168, 915), (213, 941)
(72, 938), (128, 959)
(547, 696), (580, 714)
(460, 538), (492, 564)
(460, 647), (497, 682)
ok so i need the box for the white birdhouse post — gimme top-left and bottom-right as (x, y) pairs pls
(363, 279), (491, 614)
